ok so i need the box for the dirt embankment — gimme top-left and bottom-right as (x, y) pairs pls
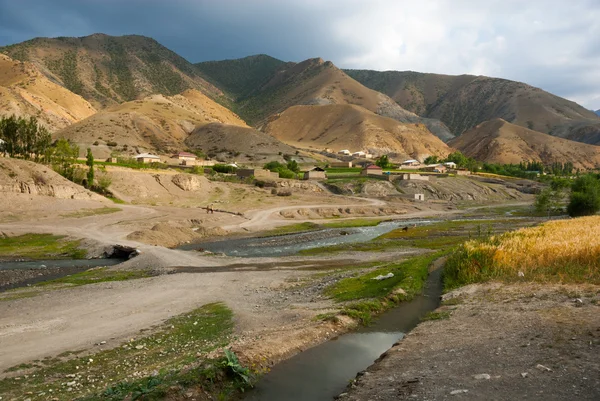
(127, 220), (227, 248)
(341, 283), (600, 400)
(279, 205), (408, 219)
(0, 158), (105, 200)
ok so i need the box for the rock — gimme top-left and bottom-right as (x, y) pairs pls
(518, 271), (525, 277)
(393, 288), (407, 296)
(135, 345), (144, 350)
(473, 373), (491, 380)
(574, 298), (583, 307)
(171, 174), (202, 191)
(66, 381), (76, 386)
(521, 372), (529, 378)
(536, 364), (552, 372)
(372, 273), (394, 281)
(450, 389), (469, 395)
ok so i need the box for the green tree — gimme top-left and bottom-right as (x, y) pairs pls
(375, 155), (391, 169)
(286, 159), (300, 173)
(423, 155), (439, 165)
(51, 139), (79, 181)
(86, 148), (94, 188)
(0, 115), (51, 159)
(567, 174), (600, 217)
(445, 151), (468, 167)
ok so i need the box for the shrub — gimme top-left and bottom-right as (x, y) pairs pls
(212, 164), (237, 174)
(567, 174), (600, 217)
(106, 141), (118, 147)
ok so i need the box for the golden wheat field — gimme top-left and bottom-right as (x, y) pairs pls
(444, 216), (600, 287)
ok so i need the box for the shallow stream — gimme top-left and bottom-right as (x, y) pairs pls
(245, 267), (443, 400)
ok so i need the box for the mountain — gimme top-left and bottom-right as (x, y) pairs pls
(345, 69), (600, 144)
(449, 118), (600, 170)
(0, 53), (96, 131)
(0, 34), (223, 110)
(56, 89), (248, 158)
(264, 104), (452, 160)
(595, 110), (600, 116)
(195, 54), (287, 100)
(195, 56), (454, 141)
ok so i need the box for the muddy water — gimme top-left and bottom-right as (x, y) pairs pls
(245, 268), (444, 401)
(180, 219), (437, 257)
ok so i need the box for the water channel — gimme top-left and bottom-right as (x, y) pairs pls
(245, 267), (444, 400)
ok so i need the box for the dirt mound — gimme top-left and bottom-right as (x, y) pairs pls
(171, 174), (202, 191)
(450, 118), (600, 169)
(265, 104), (452, 159)
(0, 158), (104, 200)
(0, 54), (96, 131)
(127, 221), (226, 248)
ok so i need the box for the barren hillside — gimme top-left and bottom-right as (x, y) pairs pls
(0, 54), (96, 131)
(449, 118), (600, 169)
(185, 123), (299, 162)
(0, 34), (223, 109)
(196, 56), (453, 141)
(265, 104), (452, 160)
(56, 89), (249, 158)
(347, 69), (600, 143)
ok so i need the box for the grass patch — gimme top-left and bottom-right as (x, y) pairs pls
(107, 196), (126, 204)
(0, 303), (251, 400)
(324, 252), (447, 324)
(0, 233), (86, 260)
(258, 222), (320, 237)
(259, 219), (385, 237)
(61, 207), (122, 218)
(321, 218), (385, 229)
(443, 215), (600, 290)
(35, 267), (153, 288)
(421, 310), (451, 321)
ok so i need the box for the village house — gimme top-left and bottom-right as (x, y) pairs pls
(352, 151), (366, 158)
(422, 164), (447, 173)
(443, 161), (457, 169)
(361, 164), (383, 176)
(338, 149), (351, 155)
(136, 153), (161, 163)
(303, 166), (327, 180)
(401, 159), (421, 167)
(399, 173), (430, 181)
(171, 152), (197, 162)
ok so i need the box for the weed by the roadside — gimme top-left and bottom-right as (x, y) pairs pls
(0, 303), (237, 400)
(0, 233), (85, 260)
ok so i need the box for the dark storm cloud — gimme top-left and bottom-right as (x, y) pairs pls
(0, 0), (599, 109)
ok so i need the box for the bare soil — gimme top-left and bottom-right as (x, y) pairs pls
(340, 283), (600, 401)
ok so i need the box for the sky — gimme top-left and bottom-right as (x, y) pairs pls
(1, 0), (599, 110)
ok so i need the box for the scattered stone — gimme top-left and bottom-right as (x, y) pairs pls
(66, 381), (76, 386)
(450, 389), (469, 395)
(135, 345), (144, 350)
(100, 341), (106, 345)
(536, 364), (552, 372)
(574, 298), (583, 307)
(518, 271), (524, 277)
(473, 373), (491, 380)
(521, 372), (529, 378)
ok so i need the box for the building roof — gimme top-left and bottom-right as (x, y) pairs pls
(172, 151), (197, 158)
(136, 153), (160, 159)
(402, 159), (419, 164)
(309, 166), (326, 172)
(365, 164), (383, 169)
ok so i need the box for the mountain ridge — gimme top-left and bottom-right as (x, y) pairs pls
(449, 118), (600, 170)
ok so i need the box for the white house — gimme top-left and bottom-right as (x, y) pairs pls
(136, 153), (161, 163)
(338, 149), (351, 155)
(443, 162), (457, 168)
(401, 159), (421, 167)
(352, 151), (367, 158)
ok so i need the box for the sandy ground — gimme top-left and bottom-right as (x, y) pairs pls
(340, 283), (600, 400)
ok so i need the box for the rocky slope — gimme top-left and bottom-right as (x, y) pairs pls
(0, 34), (223, 109)
(450, 119), (600, 170)
(0, 54), (96, 131)
(264, 104), (452, 159)
(346, 69), (600, 143)
(56, 89), (249, 158)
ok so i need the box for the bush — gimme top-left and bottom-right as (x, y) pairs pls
(106, 141), (118, 147)
(212, 164), (237, 174)
(277, 190), (292, 197)
(567, 174), (600, 217)
(277, 168), (296, 179)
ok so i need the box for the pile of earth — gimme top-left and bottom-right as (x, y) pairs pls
(127, 221), (227, 248)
